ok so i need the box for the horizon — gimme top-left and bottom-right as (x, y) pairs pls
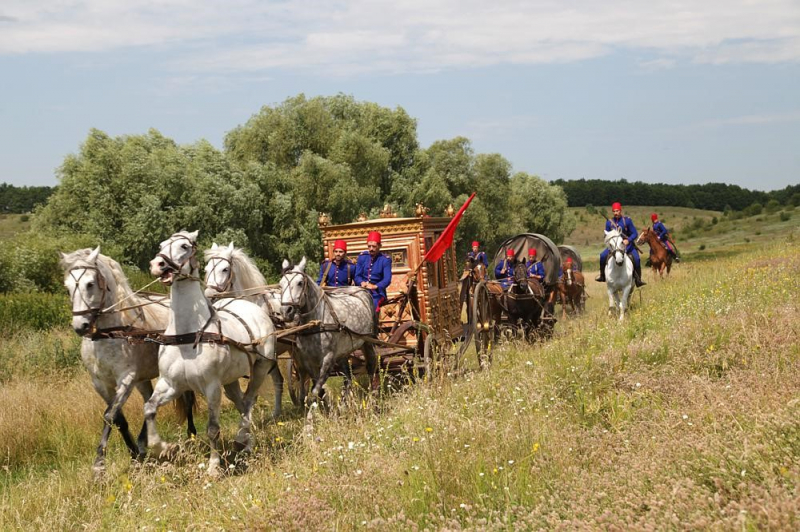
(1, 1), (798, 191)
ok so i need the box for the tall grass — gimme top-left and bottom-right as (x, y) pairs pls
(0, 242), (798, 530)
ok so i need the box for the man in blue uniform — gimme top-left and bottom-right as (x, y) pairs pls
(355, 231), (393, 310)
(596, 202), (646, 287)
(650, 213), (680, 263)
(526, 248), (545, 283)
(467, 241), (489, 268)
(317, 239), (355, 287)
(494, 248), (517, 289)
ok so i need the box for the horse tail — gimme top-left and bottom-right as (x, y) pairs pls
(173, 390), (196, 424)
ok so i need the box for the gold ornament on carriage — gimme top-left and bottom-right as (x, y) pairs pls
(445, 203), (455, 217)
(317, 212), (330, 228)
(415, 202), (429, 217)
(356, 212), (368, 222)
(379, 203), (398, 218)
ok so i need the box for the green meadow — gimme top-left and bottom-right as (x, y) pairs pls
(0, 208), (798, 530)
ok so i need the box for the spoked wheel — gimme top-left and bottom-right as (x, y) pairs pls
(472, 280), (494, 370)
(423, 332), (459, 379)
(281, 358), (304, 408)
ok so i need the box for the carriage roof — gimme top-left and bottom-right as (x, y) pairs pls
(492, 233), (562, 286)
(557, 245), (583, 272)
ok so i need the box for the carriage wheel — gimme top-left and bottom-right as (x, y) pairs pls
(472, 281), (493, 369)
(283, 358), (304, 408)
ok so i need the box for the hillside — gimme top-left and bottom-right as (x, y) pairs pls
(1, 219), (798, 529)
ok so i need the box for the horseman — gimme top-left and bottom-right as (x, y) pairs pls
(650, 213), (681, 263)
(494, 248), (518, 289)
(355, 231), (393, 310)
(526, 248), (545, 283)
(596, 202), (646, 287)
(467, 241), (489, 268)
(317, 239), (355, 287)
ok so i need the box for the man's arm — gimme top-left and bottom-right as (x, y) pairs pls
(375, 256), (392, 290)
(354, 256), (366, 285)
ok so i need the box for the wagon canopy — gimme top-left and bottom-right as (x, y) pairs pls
(492, 233), (562, 287)
(557, 245), (583, 272)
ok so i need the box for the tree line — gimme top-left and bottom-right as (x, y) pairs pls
(552, 178), (800, 212)
(0, 183), (54, 214)
(31, 94), (574, 278)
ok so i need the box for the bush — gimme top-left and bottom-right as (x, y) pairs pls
(19, 215), (29, 222)
(711, 216), (718, 225)
(0, 292), (71, 337)
(765, 199), (781, 214)
(744, 202), (763, 217)
(699, 244), (706, 250)
(779, 212), (791, 222)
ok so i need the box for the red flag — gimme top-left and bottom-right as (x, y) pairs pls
(423, 192), (476, 264)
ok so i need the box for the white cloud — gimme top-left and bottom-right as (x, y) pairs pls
(1, 0), (799, 74)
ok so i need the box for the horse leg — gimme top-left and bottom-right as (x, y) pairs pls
(203, 384), (224, 475)
(266, 360), (284, 421)
(607, 286), (616, 317)
(309, 351), (336, 406)
(91, 374), (138, 475)
(560, 289), (568, 320)
(140, 377), (183, 461)
(362, 342), (380, 392)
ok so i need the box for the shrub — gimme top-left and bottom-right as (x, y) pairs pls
(765, 199), (781, 214)
(711, 216), (718, 225)
(779, 211), (791, 222)
(0, 292), (71, 337)
(19, 215), (29, 222)
(698, 244), (706, 250)
(744, 202), (763, 217)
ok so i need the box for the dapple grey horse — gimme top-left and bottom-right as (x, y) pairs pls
(278, 258), (379, 408)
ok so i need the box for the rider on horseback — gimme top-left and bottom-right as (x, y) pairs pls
(494, 248), (518, 289)
(559, 257), (575, 279)
(595, 202), (647, 287)
(317, 239), (355, 287)
(526, 248), (545, 283)
(466, 240), (489, 280)
(650, 213), (681, 263)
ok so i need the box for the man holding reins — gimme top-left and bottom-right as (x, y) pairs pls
(317, 239), (355, 287)
(355, 231), (393, 310)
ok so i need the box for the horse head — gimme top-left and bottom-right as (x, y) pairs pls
(204, 242), (235, 296)
(60, 246), (115, 335)
(513, 262), (529, 291)
(150, 230), (200, 285)
(473, 262), (487, 282)
(564, 267), (574, 287)
(604, 229), (626, 266)
(279, 256), (309, 324)
(635, 226), (652, 247)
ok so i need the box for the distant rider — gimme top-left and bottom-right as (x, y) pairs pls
(596, 202), (646, 287)
(650, 213), (680, 263)
(317, 239), (355, 287)
(355, 231), (393, 310)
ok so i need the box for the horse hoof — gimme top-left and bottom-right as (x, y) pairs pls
(92, 462), (106, 481)
(154, 442), (179, 461)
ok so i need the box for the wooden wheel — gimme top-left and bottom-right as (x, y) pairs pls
(423, 331), (459, 379)
(472, 281), (493, 369)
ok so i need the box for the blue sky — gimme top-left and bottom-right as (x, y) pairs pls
(1, 0), (798, 191)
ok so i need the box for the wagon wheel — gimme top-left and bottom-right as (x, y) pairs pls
(283, 358), (305, 408)
(423, 331), (459, 379)
(472, 280), (494, 370)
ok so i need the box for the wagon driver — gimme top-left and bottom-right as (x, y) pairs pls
(596, 202), (646, 287)
(355, 231), (393, 310)
(317, 239), (355, 287)
(494, 248), (518, 289)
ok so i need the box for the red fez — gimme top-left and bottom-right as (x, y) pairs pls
(566, 257), (572, 263)
(651, 213), (658, 221)
(367, 231), (381, 244)
(506, 249), (515, 257)
(611, 202), (622, 211)
(472, 241), (479, 247)
(528, 248), (537, 256)
(333, 239), (347, 251)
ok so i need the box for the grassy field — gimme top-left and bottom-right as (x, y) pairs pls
(0, 210), (798, 530)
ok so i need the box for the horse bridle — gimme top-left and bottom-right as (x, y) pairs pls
(280, 271), (327, 320)
(608, 234), (626, 263)
(205, 256), (234, 293)
(157, 235), (199, 281)
(68, 266), (110, 328)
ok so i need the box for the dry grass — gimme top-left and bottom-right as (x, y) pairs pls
(1, 241), (799, 530)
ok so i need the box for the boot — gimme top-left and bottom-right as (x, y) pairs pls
(644, 257), (652, 267)
(674, 254), (681, 263)
(634, 265), (646, 287)
(595, 269), (605, 283)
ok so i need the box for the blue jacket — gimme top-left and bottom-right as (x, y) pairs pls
(494, 259), (516, 281)
(316, 258), (355, 287)
(605, 216), (639, 254)
(653, 220), (670, 242)
(467, 250), (489, 267)
(526, 260), (545, 280)
(355, 251), (393, 304)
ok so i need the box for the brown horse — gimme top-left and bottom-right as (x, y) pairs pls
(557, 268), (585, 319)
(636, 226), (673, 280)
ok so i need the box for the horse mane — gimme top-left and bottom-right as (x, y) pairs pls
(604, 228), (622, 245)
(60, 249), (168, 328)
(204, 245), (267, 290)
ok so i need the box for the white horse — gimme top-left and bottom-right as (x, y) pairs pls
(279, 257), (379, 408)
(144, 231), (281, 474)
(604, 228), (635, 320)
(203, 242), (299, 404)
(60, 247), (195, 475)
